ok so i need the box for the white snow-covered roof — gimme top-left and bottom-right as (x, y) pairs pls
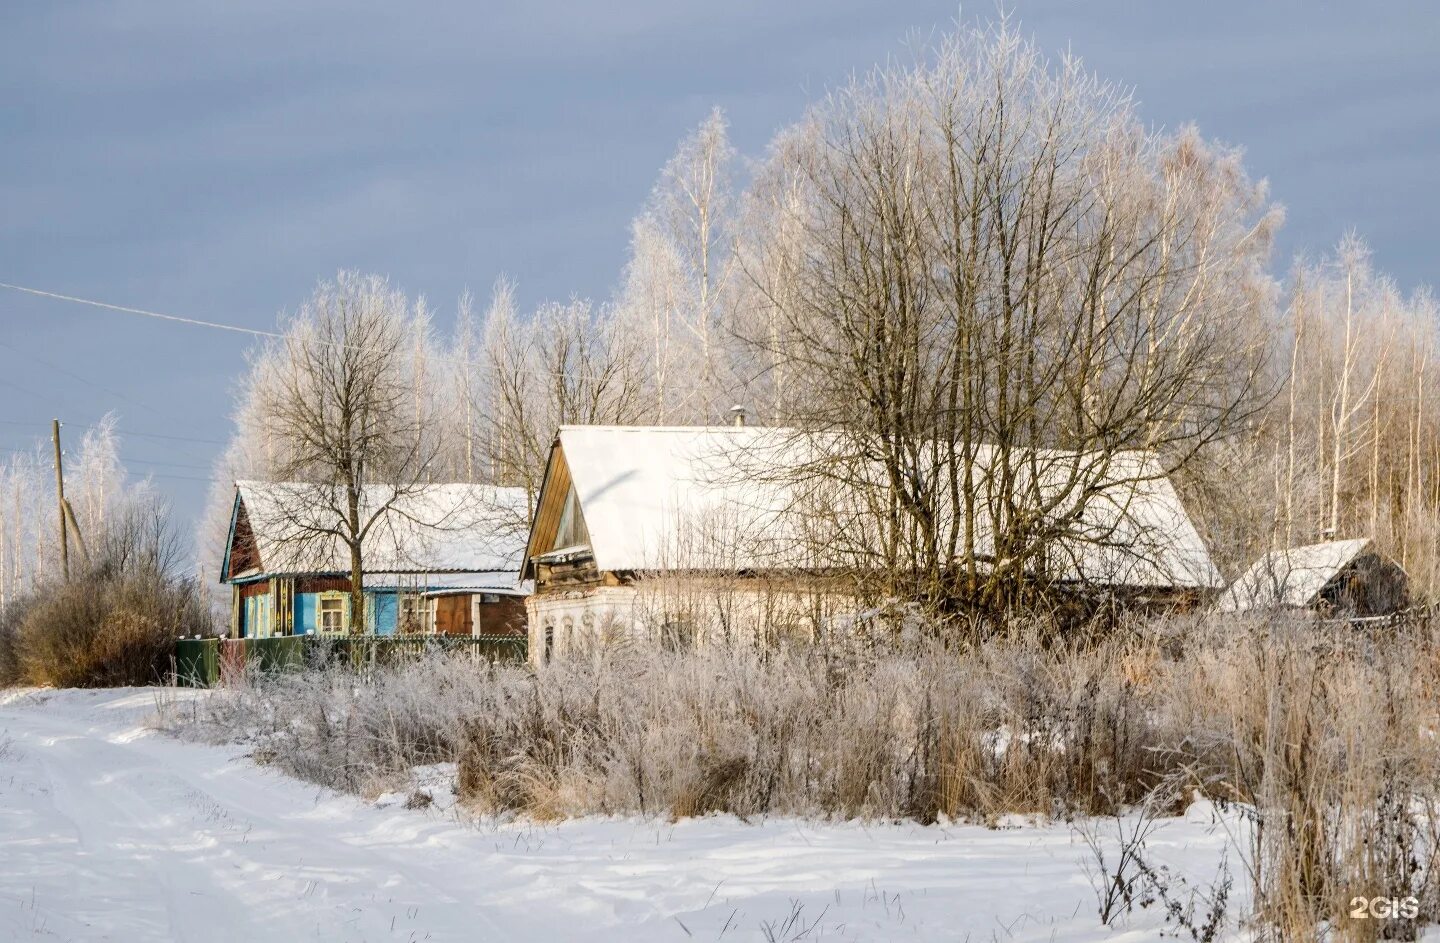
(545, 426), (1221, 590)
(1217, 538), (1372, 611)
(229, 481), (530, 580)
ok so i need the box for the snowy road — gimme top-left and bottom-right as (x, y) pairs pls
(0, 688), (1235, 942)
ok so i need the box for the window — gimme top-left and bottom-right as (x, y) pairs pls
(317, 594), (348, 635)
(398, 594), (430, 634)
(245, 593), (273, 639)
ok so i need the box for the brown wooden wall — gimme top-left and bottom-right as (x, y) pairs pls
(228, 501), (261, 576)
(294, 575), (352, 594)
(433, 595), (471, 635)
(476, 595), (527, 637)
(237, 580), (271, 599)
(429, 593), (528, 636)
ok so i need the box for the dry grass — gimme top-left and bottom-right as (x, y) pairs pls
(164, 612), (1440, 939)
(0, 573), (210, 688)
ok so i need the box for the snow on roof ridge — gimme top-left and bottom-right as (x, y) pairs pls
(1218, 536), (1375, 612)
(232, 480), (530, 580)
(557, 426), (1163, 463)
(558, 424), (796, 433)
(552, 426), (1217, 589)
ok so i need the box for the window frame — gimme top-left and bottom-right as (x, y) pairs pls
(316, 592), (349, 636)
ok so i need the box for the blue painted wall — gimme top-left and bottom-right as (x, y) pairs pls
(232, 582), (439, 636)
(293, 593), (317, 635)
(371, 592), (398, 636)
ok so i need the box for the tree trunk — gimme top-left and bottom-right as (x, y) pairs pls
(348, 540), (364, 635)
(347, 485), (364, 635)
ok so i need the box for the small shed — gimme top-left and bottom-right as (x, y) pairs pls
(1217, 538), (1410, 618)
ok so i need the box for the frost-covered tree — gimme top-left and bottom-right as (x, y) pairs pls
(614, 108), (740, 422)
(734, 20), (1280, 610)
(239, 272), (442, 625)
(485, 294), (645, 511)
(0, 412), (171, 613)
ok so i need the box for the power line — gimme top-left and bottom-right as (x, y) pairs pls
(0, 343), (223, 466)
(0, 339), (168, 417)
(0, 279), (591, 379)
(0, 282), (276, 338)
(122, 456), (217, 471)
(110, 428), (227, 446)
(0, 446), (214, 472)
(0, 418), (225, 446)
(124, 470), (222, 484)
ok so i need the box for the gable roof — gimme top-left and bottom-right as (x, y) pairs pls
(224, 481), (530, 582)
(526, 426), (1222, 590)
(1217, 538), (1373, 611)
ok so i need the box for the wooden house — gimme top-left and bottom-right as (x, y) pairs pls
(1217, 537), (1410, 618)
(521, 426), (1224, 660)
(221, 481), (530, 638)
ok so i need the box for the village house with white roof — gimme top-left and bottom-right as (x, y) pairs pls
(520, 425), (1226, 661)
(220, 481), (531, 638)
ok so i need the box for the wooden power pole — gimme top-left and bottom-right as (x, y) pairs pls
(51, 418), (68, 581)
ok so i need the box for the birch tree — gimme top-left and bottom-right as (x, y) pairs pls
(615, 107), (739, 422)
(485, 295), (645, 512)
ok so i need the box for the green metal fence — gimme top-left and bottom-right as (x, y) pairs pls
(175, 637), (219, 687)
(175, 634), (528, 687)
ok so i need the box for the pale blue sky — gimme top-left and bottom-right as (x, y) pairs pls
(1, 1), (1436, 537)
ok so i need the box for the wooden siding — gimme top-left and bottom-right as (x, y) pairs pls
(525, 442), (574, 565)
(227, 500), (261, 576)
(424, 593), (530, 636)
(476, 595), (527, 637)
(1319, 552), (1411, 616)
(237, 580), (271, 599)
(535, 556), (602, 589)
(295, 575), (352, 594)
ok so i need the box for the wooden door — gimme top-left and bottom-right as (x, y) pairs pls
(433, 595), (472, 635)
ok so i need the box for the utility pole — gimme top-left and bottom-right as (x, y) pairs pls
(52, 418), (68, 581)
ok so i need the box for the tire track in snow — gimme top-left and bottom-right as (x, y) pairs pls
(0, 704), (515, 942)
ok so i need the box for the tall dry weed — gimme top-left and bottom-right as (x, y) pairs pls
(166, 612), (1440, 939)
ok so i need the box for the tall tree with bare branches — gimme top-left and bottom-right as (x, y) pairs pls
(246, 272), (441, 627)
(737, 21), (1280, 612)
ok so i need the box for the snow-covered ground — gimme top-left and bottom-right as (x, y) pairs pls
(0, 687), (1242, 942)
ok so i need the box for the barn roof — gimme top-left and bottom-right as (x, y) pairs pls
(530, 426), (1222, 590)
(225, 481), (529, 582)
(1217, 538), (1373, 611)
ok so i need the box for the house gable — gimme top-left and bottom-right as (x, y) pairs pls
(1316, 550), (1410, 616)
(523, 442), (604, 587)
(525, 443), (584, 561)
(222, 491), (263, 582)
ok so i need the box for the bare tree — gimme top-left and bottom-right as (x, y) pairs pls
(247, 272), (441, 628)
(450, 288), (482, 483)
(615, 216), (688, 422)
(614, 107), (739, 422)
(737, 20), (1279, 612)
(0, 412), (162, 612)
(485, 295), (646, 512)
(1323, 236), (1383, 535)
